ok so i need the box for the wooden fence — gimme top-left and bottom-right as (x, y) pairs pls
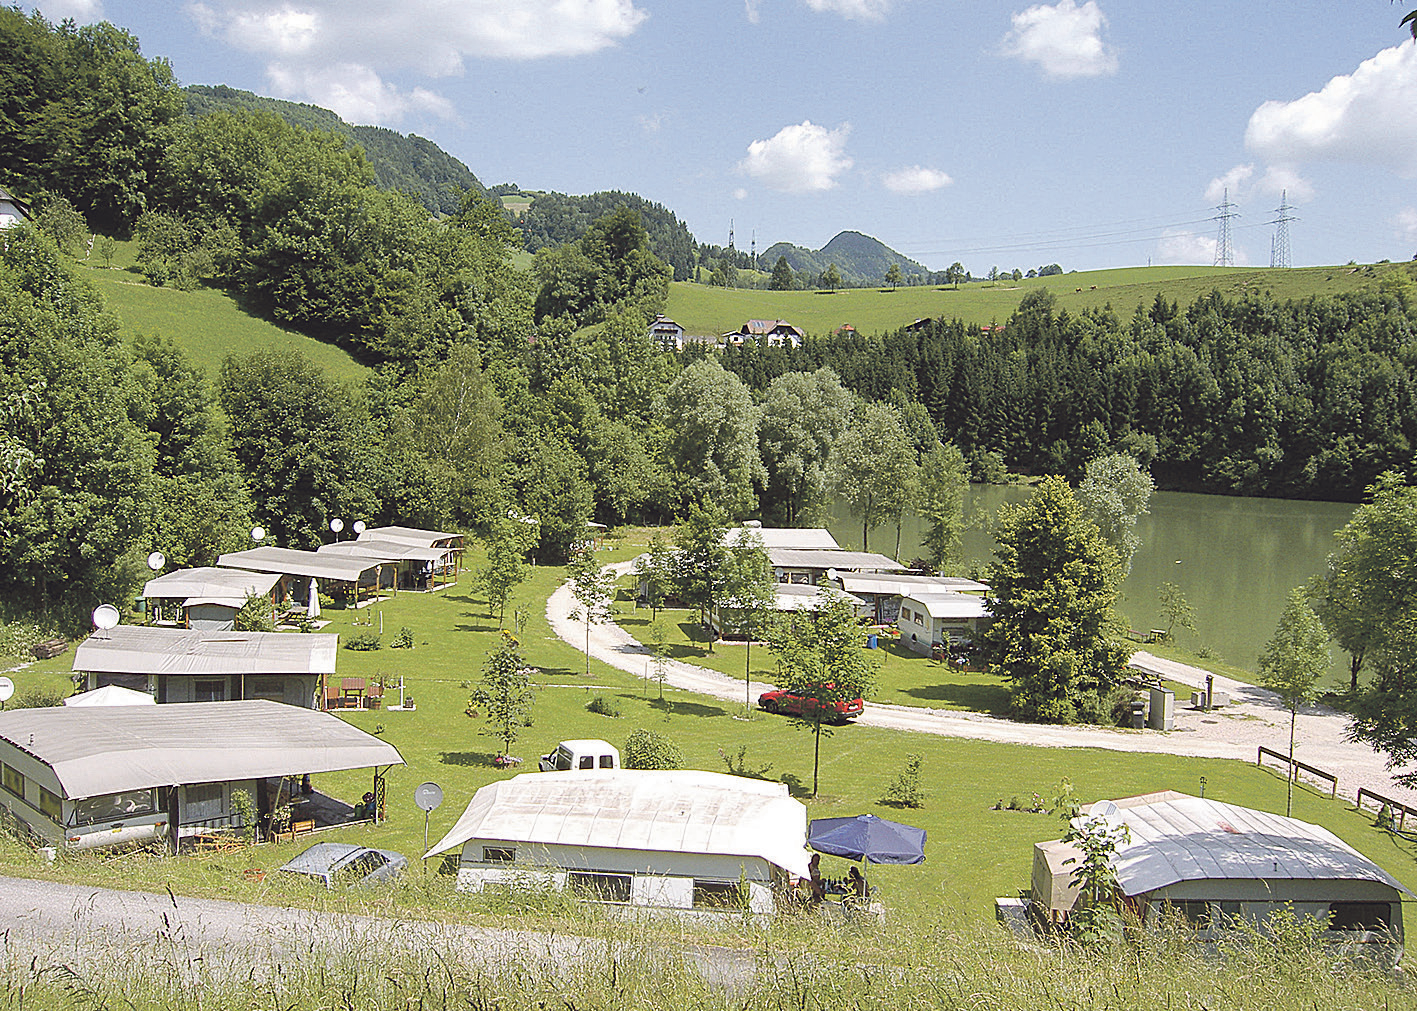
(1356, 787), (1417, 832)
(1256, 746), (1338, 799)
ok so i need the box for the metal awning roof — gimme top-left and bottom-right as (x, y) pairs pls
(73, 625), (338, 676)
(723, 527), (840, 550)
(142, 567), (281, 601)
(0, 700), (402, 799)
(318, 541), (446, 563)
(903, 592), (993, 620)
(836, 573), (989, 596)
(1050, 793), (1412, 898)
(357, 526), (462, 548)
(217, 546), (382, 582)
(425, 770), (810, 877)
(768, 549), (907, 572)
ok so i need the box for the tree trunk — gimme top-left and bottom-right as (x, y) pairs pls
(1287, 702), (1297, 817)
(812, 718), (822, 797)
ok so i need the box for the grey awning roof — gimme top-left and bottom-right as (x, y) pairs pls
(318, 541), (446, 563)
(768, 549), (907, 572)
(723, 527), (840, 550)
(142, 567), (282, 601)
(836, 573), (989, 597)
(357, 526), (463, 548)
(217, 546), (382, 582)
(0, 700), (402, 799)
(903, 592), (993, 620)
(73, 626), (338, 677)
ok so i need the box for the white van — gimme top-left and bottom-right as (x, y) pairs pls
(538, 739), (620, 773)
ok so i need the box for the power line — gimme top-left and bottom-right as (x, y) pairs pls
(1270, 191), (1296, 269)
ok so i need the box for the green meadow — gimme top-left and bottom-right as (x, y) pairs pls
(665, 262), (1400, 337)
(8, 532), (1417, 930)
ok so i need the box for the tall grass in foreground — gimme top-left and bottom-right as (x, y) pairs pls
(2, 899), (1407, 1011)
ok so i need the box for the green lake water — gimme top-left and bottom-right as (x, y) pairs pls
(827, 486), (1357, 682)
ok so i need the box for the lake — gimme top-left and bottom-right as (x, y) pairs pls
(827, 486), (1357, 681)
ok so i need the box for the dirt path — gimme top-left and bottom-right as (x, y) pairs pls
(547, 561), (1417, 806)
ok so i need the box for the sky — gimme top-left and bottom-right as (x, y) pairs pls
(25, 0), (1417, 272)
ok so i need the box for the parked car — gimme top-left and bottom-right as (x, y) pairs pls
(757, 686), (864, 724)
(278, 842), (407, 888)
(538, 739), (621, 772)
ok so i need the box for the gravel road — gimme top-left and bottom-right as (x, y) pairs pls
(548, 560), (1417, 807)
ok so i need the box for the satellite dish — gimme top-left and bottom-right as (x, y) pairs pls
(330, 518), (344, 534)
(251, 526), (266, 542)
(146, 551), (166, 571)
(826, 568), (839, 581)
(0, 677), (13, 703)
(414, 781), (444, 812)
(92, 604), (120, 630)
(353, 520), (366, 535)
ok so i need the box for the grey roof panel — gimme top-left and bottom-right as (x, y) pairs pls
(142, 567), (282, 601)
(73, 626), (338, 677)
(0, 700), (402, 799)
(217, 547), (381, 582)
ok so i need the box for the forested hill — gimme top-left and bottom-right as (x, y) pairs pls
(510, 189), (699, 281)
(763, 231), (930, 286)
(184, 85), (485, 216)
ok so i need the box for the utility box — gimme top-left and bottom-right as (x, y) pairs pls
(1148, 687), (1175, 731)
(1129, 701), (1146, 729)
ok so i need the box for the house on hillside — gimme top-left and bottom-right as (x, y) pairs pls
(0, 186), (31, 229)
(73, 625), (336, 708)
(0, 700), (402, 851)
(648, 314), (686, 351)
(722, 319), (805, 349)
(425, 770), (810, 917)
(1016, 792), (1409, 959)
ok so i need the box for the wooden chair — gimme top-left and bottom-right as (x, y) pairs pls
(323, 684), (342, 710)
(364, 683), (384, 709)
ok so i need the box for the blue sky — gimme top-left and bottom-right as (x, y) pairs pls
(27, 0), (1417, 272)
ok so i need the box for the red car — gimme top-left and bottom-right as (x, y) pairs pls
(757, 685), (864, 724)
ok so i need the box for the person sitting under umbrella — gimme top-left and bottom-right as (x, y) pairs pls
(844, 864), (869, 906)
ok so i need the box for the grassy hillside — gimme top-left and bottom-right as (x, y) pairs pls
(73, 247), (370, 382)
(665, 263), (1398, 337)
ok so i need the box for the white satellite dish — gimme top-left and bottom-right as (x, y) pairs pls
(414, 781), (444, 812)
(251, 526), (266, 542)
(353, 520), (366, 535)
(92, 604), (120, 630)
(330, 518), (344, 534)
(0, 677), (13, 703)
(146, 551), (166, 571)
(826, 568), (839, 581)
(1088, 800), (1119, 819)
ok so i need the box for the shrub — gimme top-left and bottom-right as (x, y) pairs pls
(623, 728), (683, 770)
(233, 592), (274, 633)
(10, 686), (66, 709)
(343, 631), (382, 651)
(880, 753), (926, 808)
(718, 744), (772, 779)
(586, 694), (622, 718)
(391, 626), (415, 649)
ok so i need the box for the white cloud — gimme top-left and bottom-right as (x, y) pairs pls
(745, 0), (761, 23)
(739, 121), (853, 193)
(1000, 0), (1117, 79)
(636, 112), (664, 134)
(1156, 229), (1219, 265)
(1245, 43), (1417, 176)
(34, 0), (102, 20)
(1396, 208), (1417, 245)
(187, 1), (648, 122)
(1257, 165), (1313, 202)
(882, 165), (952, 195)
(1204, 164), (1254, 204)
(733, 188), (749, 200)
(803, 0), (893, 20)
(267, 62), (456, 125)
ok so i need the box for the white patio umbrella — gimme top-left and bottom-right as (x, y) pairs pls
(307, 577), (320, 620)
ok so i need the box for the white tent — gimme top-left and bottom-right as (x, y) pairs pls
(63, 685), (157, 707)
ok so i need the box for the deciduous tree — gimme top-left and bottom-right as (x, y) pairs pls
(915, 440), (968, 573)
(1257, 587), (1330, 816)
(1076, 452), (1153, 573)
(664, 359), (763, 517)
(468, 630), (533, 756)
(829, 400), (915, 553)
(758, 368), (852, 526)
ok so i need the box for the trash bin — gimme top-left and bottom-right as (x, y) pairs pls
(1130, 701), (1146, 729)
(866, 634), (878, 649)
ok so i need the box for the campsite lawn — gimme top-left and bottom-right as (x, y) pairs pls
(6, 549), (1417, 926)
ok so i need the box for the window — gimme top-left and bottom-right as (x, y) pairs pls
(245, 676), (284, 702)
(193, 679), (225, 703)
(334, 851), (388, 886)
(482, 846), (516, 864)
(553, 748), (573, 771)
(1329, 902), (1392, 932)
(1165, 900), (1210, 927)
(578, 755), (594, 770)
(74, 789), (157, 826)
(1, 764), (22, 798)
(568, 871), (631, 904)
(598, 755), (615, 769)
(37, 786), (61, 823)
(182, 782), (224, 822)
(692, 879), (745, 909)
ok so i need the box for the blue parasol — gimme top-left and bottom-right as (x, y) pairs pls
(807, 813), (927, 864)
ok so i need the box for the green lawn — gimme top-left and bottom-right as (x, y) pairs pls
(6, 545), (1414, 928)
(665, 262), (1404, 338)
